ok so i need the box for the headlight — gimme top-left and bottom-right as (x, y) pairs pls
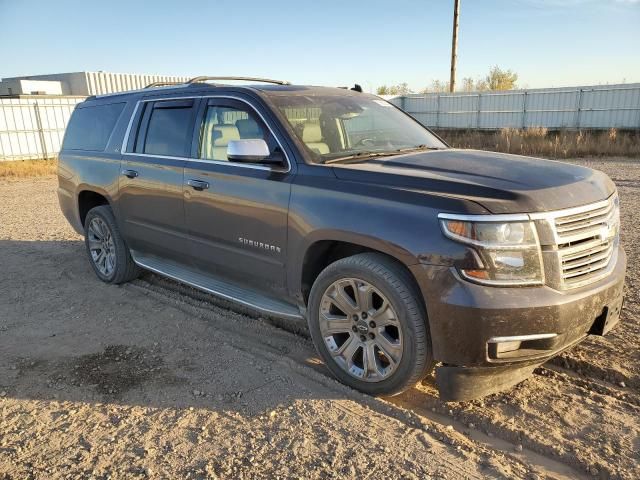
(439, 214), (543, 286)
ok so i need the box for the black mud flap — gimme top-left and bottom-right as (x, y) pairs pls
(436, 363), (537, 402)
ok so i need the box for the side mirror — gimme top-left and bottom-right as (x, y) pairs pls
(227, 139), (271, 163)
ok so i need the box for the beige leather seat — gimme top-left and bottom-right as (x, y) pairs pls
(203, 124), (240, 160)
(302, 124), (329, 155)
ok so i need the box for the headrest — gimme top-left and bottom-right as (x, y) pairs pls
(212, 124), (241, 146)
(302, 123), (323, 143)
(235, 118), (263, 138)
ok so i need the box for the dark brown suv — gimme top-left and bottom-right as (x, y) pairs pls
(57, 77), (626, 400)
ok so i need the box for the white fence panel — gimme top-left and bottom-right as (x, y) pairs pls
(478, 92), (524, 129)
(524, 90), (577, 128)
(396, 83), (640, 130)
(0, 96), (83, 161)
(1, 83), (639, 161)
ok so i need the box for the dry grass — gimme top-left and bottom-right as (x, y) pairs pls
(0, 158), (57, 178)
(436, 128), (640, 159)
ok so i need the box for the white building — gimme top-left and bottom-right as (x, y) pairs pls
(0, 71), (190, 96)
(0, 78), (63, 95)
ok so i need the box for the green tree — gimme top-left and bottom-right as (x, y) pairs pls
(483, 65), (518, 90)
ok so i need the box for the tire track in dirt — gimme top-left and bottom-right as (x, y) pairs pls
(396, 372), (639, 479)
(541, 365), (640, 410)
(549, 355), (637, 394)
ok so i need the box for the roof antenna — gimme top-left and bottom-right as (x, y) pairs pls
(351, 84), (363, 93)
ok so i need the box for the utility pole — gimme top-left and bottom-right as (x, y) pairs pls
(449, 0), (460, 93)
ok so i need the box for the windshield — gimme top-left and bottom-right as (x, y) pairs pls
(268, 94), (447, 163)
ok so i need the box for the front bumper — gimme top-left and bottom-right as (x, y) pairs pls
(409, 246), (626, 401)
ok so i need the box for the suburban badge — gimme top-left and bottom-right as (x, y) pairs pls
(238, 237), (281, 253)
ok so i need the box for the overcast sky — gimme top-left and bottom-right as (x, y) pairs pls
(2, 0), (639, 91)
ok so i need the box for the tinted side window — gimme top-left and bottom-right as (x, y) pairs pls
(200, 104), (274, 162)
(142, 101), (194, 157)
(63, 102), (125, 151)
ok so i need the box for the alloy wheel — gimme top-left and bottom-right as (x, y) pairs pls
(319, 278), (403, 382)
(87, 217), (116, 277)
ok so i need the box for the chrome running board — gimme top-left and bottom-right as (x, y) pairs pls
(131, 251), (304, 321)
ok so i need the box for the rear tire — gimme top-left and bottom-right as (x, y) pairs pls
(308, 253), (433, 396)
(84, 205), (141, 284)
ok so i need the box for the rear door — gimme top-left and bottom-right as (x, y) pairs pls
(118, 98), (198, 263)
(183, 97), (294, 296)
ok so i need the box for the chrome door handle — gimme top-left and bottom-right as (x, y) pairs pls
(187, 179), (210, 191)
(121, 169), (139, 179)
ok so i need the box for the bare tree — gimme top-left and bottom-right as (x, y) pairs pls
(420, 80), (450, 93)
(376, 83), (413, 95)
(379, 67), (519, 95)
(420, 66), (519, 93)
(460, 77), (475, 92)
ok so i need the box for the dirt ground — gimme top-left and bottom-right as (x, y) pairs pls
(0, 158), (638, 479)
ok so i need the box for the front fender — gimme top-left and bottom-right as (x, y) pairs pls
(286, 173), (487, 301)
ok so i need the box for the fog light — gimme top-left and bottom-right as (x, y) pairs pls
(496, 340), (521, 354)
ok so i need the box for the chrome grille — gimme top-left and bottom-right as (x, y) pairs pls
(549, 195), (619, 289)
(554, 198), (615, 243)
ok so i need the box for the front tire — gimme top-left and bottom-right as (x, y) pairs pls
(84, 205), (140, 284)
(308, 253), (433, 396)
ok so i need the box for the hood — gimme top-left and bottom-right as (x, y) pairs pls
(331, 149), (615, 214)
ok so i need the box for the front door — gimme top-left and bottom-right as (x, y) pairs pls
(183, 97), (294, 296)
(118, 98), (198, 263)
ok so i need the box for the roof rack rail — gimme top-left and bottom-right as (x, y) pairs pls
(187, 76), (290, 86)
(145, 81), (183, 88)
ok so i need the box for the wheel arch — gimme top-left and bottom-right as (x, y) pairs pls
(77, 188), (112, 228)
(297, 235), (425, 315)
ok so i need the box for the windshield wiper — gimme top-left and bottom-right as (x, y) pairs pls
(395, 144), (443, 153)
(323, 151), (400, 164)
(323, 145), (444, 164)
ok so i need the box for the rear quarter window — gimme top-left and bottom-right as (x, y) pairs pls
(63, 102), (125, 151)
(143, 105), (193, 157)
(134, 100), (195, 157)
